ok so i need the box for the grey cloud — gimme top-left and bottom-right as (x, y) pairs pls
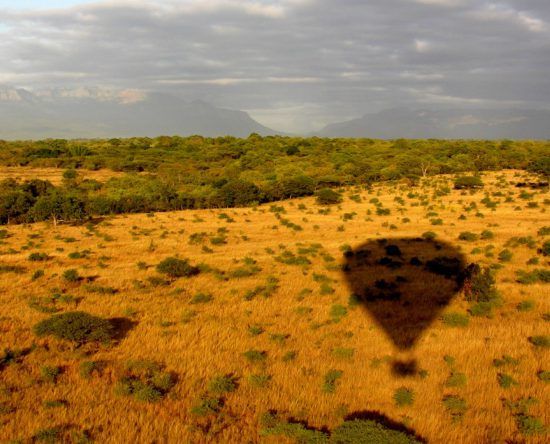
(0, 0), (549, 132)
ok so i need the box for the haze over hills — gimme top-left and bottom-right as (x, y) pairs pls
(315, 108), (550, 140)
(1, 86), (550, 140)
(0, 86), (277, 139)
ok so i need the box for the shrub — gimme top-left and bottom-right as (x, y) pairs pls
(156, 257), (199, 278)
(248, 373), (271, 388)
(446, 372), (467, 388)
(441, 312), (469, 327)
(516, 414), (546, 436)
(537, 370), (550, 383)
(454, 176), (483, 189)
(243, 349), (266, 363)
(331, 348), (354, 360)
(34, 427), (61, 443)
(114, 360), (174, 403)
(190, 396), (222, 416)
(323, 369), (343, 393)
(28, 252), (50, 262)
(517, 300), (535, 312)
(393, 387), (414, 407)
(458, 231), (478, 242)
(63, 268), (80, 282)
(32, 269), (45, 280)
(541, 240), (550, 256)
(498, 249), (513, 262)
(208, 375), (237, 394)
(442, 395), (467, 421)
(316, 188), (342, 205)
(331, 418), (421, 444)
(498, 373), (519, 389)
(516, 269), (550, 284)
(80, 360), (100, 379)
(33, 311), (115, 344)
(529, 335), (550, 348)
(421, 231), (437, 240)
(40, 365), (61, 383)
(189, 292), (213, 304)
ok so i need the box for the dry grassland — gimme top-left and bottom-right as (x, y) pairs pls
(0, 167), (124, 186)
(0, 170), (548, 443)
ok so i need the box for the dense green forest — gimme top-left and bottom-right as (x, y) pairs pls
(0, 135), (548, 225)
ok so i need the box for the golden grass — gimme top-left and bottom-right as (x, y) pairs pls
(0, 170), (548, 443)
(0, 166), (124, 185)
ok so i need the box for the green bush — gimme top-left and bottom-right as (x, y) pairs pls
(331, 418), (421, 444)
(442, 395), (467, 421)
(316, 188), (342, 205)
(114, 360), (174, 403)
(33, 311), (115, 344)
(156, 257), (199, 278)
(498, 373), (519, 389)
(529, 335), (550, 348)
(446, 372), (467, 388)
(441, 312), (469, 327)
(498, 249), (513, 262)
(537, 370), (550, 383)
(243, 349), (266, 363)
(323, 369), (343, 393)
(62, 268), (79, 282)
(393, 387), (414, 407)
(28, 252), (50, 262)
(40, 365), (61, 383)
(458, 231), (478, 242)
(208, 375), (237, 394)
(454, 176), (483, 189)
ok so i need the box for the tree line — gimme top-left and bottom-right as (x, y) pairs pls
(0, 135), (548, 225)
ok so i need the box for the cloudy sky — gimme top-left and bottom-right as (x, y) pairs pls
(1, 0), (549, 132)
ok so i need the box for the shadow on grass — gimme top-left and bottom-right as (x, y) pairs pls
(343, 237), (468, 373)
(109, 317), (138, 341)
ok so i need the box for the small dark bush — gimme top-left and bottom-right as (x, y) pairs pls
(529, 335), (550, 348)
(28, 252), (50, 262)
(114, 360), (174, 403)
(458, 231), (478, 242)
(208, 375), (237, 394)
(63, 268), (80, 282)
(33, 311), (115, 344)
(156, 257), (199, 278)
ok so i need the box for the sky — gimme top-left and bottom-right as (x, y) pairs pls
(1, 0), (549, 132)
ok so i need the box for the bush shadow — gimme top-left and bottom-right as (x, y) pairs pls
(109, 317), (138, 341)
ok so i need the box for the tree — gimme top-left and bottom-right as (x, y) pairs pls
(30, 191), (86, 226)
(219, 179), (261, 207)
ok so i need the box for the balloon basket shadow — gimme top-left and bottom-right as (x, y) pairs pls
(391, 358), (418, 377)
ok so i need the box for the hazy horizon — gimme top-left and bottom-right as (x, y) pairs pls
(1, 0), (550, 134)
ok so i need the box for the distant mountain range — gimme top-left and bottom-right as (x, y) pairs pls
(315, 108), (550, 140)
(1, 86), (549, 139)
(0, 86), (276, 139)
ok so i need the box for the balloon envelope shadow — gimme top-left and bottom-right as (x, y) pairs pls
(343, 237), (467, 354)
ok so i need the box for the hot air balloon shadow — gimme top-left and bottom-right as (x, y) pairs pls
(343, 237), (467, 376)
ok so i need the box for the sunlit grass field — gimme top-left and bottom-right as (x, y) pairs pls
(0, 170), (548, 443)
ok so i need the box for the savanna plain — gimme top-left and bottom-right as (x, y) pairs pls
(0, 165), (549, 443)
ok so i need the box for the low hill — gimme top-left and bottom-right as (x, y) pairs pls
(0, 86), (277, 139)
(316, 108), (550, 140)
